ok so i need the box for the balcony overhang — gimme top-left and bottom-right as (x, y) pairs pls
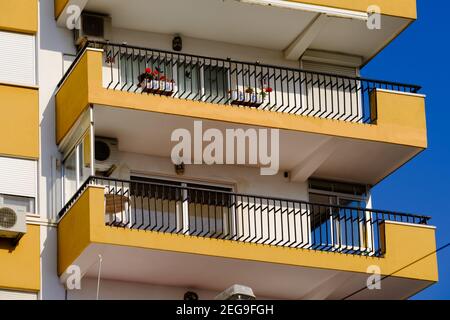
(55, 0), (416, 66)
(56, 49), (427, 185)
(58, 186), (437, 299)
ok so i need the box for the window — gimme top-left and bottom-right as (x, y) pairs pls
(0, 194), (35, 214)
(177, 62), (201, 99)
(0, 157), (37, 213)
(203, 65), (229, 103)
(0, 289), (37, 300)
(129, 176), (232, 236)
(301, 61), (361, 122)
(62, 132), (92, 203)
(0, 31), (36, 85)
(308, 179), (370, 250)
(63, 149), (77, 202)
(309, 179), (367, 197)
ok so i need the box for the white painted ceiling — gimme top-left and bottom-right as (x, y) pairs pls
(77, 242), (432, 300)
(84, 0), (412, 64)
(86, 0), (316, 50)
(93, 105), (421, 185)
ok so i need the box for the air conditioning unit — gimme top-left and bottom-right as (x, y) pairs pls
(74, 12), (112, 46)
(0, 207), (27, 241)
(215, 285), (256, 300)
(94, 137), (119, 176)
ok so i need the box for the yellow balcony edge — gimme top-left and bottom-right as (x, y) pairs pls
(94, 221), (438, 282)
(56, 49), (428, 150)
(288, 0), (417, 19)
(55, 0), (70, 20)
(58, 187), (438, 283)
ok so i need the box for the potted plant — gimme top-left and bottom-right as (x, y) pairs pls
(137, 67), (175, 95)
(229, 86), (273, 108)
(260, 87), (273, 100)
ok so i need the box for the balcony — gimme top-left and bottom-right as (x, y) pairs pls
(97, 41), (421, 124)
(56, 42), (427, 185)
(55, 0), (417, 66)
(57, 177), (437, 299)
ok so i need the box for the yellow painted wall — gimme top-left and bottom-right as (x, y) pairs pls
(57, 186), (100, 275)
(0, 0), (38, 34)
(290, 0), (417, 19)
(56, 49), (428, 150)
(58, 187), (438, 283)
(375, 90), (427, 148)
(54, 0), (70, 20)
(0, 224), (40, 292)
(381, 222), (437, 281)
(55, 53), (90, 144)
(0, 84), (39, 159)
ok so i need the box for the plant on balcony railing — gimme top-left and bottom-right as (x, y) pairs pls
(229, 86), (273, 108)
(137, 67), (175, 96)
(58, 41), (423, 124)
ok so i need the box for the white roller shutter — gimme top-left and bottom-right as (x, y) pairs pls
(0, 289), (38, 300)
(0, 31), (36, 86)
(301, 61), (357, 78)
(0, 157), (37, 198)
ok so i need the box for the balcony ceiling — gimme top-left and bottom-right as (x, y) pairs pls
(84, 0), (412, 65)
(93, 105), (422, 186)
(76, 243), (431, 300)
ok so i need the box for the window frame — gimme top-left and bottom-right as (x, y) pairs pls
(308, 180), (372, 252)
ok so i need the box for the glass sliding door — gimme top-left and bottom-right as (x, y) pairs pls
(62, 131), (92, 204)
(176, 62), (201, 100)
(63, 149), (77, 203)
(203, 65), (229, 104)
(308, 179), (370, 253)
(129, 176), (232, 237)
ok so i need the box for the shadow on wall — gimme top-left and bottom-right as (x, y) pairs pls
(39, 0), (78, 300)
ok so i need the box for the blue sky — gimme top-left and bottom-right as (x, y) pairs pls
(361, 0), (450, 299)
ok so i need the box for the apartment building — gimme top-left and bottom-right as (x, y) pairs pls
(0, 0), (438, 300)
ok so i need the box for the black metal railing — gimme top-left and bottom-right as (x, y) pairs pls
(58, 177), (431, 257)
(60, 41), (421, 124)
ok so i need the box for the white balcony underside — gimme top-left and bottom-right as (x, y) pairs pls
(82, 0), (411, 64)
(90, 105), (421, 186)
(73, 242), (431, 300)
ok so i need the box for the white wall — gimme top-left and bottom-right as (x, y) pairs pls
(110, 27), (299, 68)
(38, 0), (78, 300)
(114, 152), (308, 201)
(68, 277), (272, 300)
